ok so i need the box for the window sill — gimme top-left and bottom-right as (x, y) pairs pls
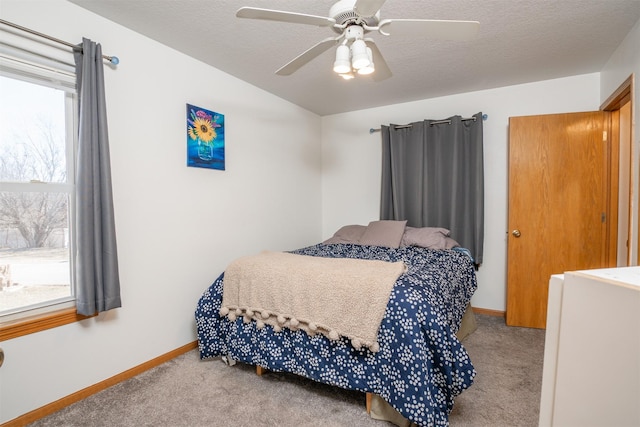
(0, 308), (94, 341)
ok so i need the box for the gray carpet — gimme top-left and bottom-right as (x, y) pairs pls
(29, 315), (545, 426)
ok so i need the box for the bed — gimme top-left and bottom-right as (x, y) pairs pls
(195, 221), (478, 426)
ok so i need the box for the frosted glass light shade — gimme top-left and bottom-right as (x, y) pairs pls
(333, 45), (351, 74)
(350, 40), (370, 70)
(358, 47), (375, 74)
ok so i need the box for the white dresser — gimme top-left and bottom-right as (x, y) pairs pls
(539, 267), (640, 427)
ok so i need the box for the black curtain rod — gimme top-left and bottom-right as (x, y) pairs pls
(0, 18), (119, 64)
(370, 114), (487, 134)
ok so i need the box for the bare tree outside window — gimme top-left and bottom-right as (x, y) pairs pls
(0, 117), (68, 248)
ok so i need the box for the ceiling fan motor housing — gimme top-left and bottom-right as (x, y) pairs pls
(345, 25), (365, 41)
(329, 0), (380, 33)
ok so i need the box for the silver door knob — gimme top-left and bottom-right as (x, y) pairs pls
(512, 229), (521, 238)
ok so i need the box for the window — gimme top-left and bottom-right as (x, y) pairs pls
(0, 56), (77, 323)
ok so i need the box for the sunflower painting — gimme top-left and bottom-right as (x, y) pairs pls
(187, 104), (225, 170)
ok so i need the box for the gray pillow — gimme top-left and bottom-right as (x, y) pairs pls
(358, 220), (407, 248)
(322, 224), (367, 244)
(401, 226), (460, 249)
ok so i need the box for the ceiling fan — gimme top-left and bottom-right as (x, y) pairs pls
(236, 0), (479, 81)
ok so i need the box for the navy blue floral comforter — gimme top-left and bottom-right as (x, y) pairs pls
(195, 243), (477, 426)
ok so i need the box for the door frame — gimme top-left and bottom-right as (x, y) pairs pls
(600, 74), (635, 265)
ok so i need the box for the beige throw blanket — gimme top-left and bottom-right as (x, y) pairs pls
(220, 251), (406, 352)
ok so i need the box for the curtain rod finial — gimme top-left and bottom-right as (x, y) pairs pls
(109, 56), (119, 65)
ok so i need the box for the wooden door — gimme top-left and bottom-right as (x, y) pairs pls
(506, 112), (611, 329)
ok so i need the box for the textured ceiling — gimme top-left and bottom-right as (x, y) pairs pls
(68, 0), (640, 116)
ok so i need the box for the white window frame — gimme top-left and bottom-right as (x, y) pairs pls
(0, 53), (78, 323)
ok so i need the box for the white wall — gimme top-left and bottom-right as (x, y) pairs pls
(601, 17), (640, 265)
(321, 74), (601, 311)
(0, 0), (322, 423)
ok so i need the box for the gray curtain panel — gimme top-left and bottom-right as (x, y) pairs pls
(74, 38), (121, 316)
(380, 113), (484, 264)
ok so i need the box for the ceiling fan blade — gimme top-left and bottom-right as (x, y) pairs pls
(236, 7), (336, 27)
(364, 39), (392, 82)
(354, 0), (388, 17)
(276, 37), (341, 76)
(378, 19), (480, 41)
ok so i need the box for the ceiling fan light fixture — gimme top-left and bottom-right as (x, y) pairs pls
(333, 44), (351, 74)
(350, 39), (370, 70)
